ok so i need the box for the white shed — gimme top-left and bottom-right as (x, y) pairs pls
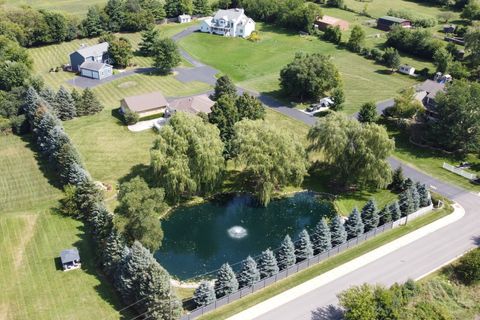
(399, 65), (415, 76)
(178, 14), (192, 24)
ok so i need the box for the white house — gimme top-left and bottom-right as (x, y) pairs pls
(399, 64), (416, 76)
(178, 14), (191, 23)
(200, 8), (255, 38)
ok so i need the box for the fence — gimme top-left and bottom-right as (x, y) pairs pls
(180, 204), (434, 320)
(442, 162), (477, 181)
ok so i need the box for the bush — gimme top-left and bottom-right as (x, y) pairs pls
(370, 48), (384, 62)
(123, 109), (139, 125)
(247, 31), (261, 42)
(455, 248), (480, 285)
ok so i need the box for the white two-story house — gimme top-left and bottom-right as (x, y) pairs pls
(200, 8), (255, 38)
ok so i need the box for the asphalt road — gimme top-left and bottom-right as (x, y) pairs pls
(171, 30), (479, 320)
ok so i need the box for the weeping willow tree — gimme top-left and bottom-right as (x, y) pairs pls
(232, 119), (308, 206)
(150, 112), (225, 202)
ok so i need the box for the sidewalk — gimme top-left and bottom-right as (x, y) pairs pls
(227, 203), (465, 320)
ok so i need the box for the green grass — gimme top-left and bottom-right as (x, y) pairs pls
(179, 23), (419, 115)
(3, 0), (106, 16)
(0, 135), (128, 319)
(199, 200), (453, 320)
(387, 124), (480, 192)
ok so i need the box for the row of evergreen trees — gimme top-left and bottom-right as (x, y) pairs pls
(39, 86), (103, 121)
(193, 184), (431, 307)
(24, 87), (180, 319)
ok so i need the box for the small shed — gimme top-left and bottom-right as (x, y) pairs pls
(178, 14), (192, 24)
(60, 248), (81, 271)
(399, 64), (415, 76)
(314, 15), (349, 31)
(377, 16), (412, 31)
(121, 91), (169, 118)
(443, 24), (456, 34)
(79, 61), (113, 80)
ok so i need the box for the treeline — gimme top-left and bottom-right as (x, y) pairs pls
(386, 9), (437, 28)
(386, 25), (443, 59)
(24, 88), (181, 319)
(193, 179), (431, 308)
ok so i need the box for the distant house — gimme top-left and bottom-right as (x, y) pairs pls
(314, 15), (349, 31)
(178, 14), (191, 23)
(415, 80), (446, 119)
(398, 65), (415, 76)
(377, 16), (412, 31)
(443, 24), (456, 34)
(69, 42), (113, 79)
(200, 8), (255, 38)
(167, 94), (214, 116)
(120, 91), (169, 118)
(60, 248), (81, 271)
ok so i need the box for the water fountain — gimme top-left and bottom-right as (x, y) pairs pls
(227, 226), (248, 239)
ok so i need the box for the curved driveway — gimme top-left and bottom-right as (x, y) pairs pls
(172, 27), (480, 319)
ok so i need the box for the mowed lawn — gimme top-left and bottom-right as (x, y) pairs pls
(0, 135), (127, 320)
(179, 23), (418, 114)
(3, 0), (106, 16)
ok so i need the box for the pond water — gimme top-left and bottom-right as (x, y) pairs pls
(154, 192), (334, 280)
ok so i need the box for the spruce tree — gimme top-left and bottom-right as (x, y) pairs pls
(193, 0), (210, 15)
(390, 166), (405, 192)
(410, 185), (420, 211)
(81, 88), (103, 115)
(361, 199), (379, 232)
(214, 263), (238, 298)
(330, 215), (347, 247)
(379, 206), (392, 226)
(24, 86), (40, 122)
(399, 190), (414, 217)
(237, 256), (260, 288)
(257, 249), (279, 279)
(101, 231), (126, 275)
(70, 88), (82, 112)
(40, 87), (57, 107)
(295, 229), (314, 262)
(193, 281), (216, 307)
(55, 86), (76, 120)
(212, 75), (236, 100)
(402, 178), (414, 191)
(311, 218), (332, 254)
(139, 26), (161, 56)
(389, 201), (401, 221)
(416, 183), (431, 207)
(344, 208), (364, 240)
(276, 235), (296, 270)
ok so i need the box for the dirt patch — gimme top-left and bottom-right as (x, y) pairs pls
(117, 81), (137, 88)
(13, 214), (38, 270)
(0, 303), (9, 320)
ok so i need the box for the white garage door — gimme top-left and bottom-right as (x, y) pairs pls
(81, 69), (94, 78)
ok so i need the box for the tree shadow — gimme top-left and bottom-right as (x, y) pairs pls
(375, 69), (394, 75)
(118, 163), (153, 186)
(111, 108), (125, 126)
(311, 305), (344, 320)
(72, 224), (135, 319)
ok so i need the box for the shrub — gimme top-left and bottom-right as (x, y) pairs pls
(455, 248), (480, 285)
(123, 109), (139, 125)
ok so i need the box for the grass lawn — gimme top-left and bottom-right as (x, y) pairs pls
(3, 0), (106, 16)
(198, 199), (453, 320)
(0, 135), (128, 319)
(179, 23), (419, 115)
(387, 124), (480, 192)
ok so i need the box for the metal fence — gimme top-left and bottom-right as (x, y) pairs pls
(442, 162), (477, 181)
(180, 204), (434, 320)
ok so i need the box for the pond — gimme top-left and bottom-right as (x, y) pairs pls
(154, 192), (335, 280)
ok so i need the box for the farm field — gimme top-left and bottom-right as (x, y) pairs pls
(0, 135), (127, 320)
(3, 0), (106, 16)
(179, 23), (419, 114)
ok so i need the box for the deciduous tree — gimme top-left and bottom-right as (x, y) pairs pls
(152, 37), (181, 74)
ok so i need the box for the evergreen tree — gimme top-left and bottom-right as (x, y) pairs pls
(378, 206), (392, 226)
(389, 166), (405, 192)
(208, 94), (238, 158)
(402, 177), (414, 190)
(276, 235), (296, 270)
(357, 102), (378, 123)
(330, 215), (347, 247)
(416, 182), (431, 207)
(344, 208), (364, 240)
(23, 86), (40, 122)
(55, 86), (76, 120)
(347, 25), (366, 52)
(311, 218), (332, 254)
(80, 88), (103, 115)
(295, 229), (314, 262)
(235, 93), (265, 120)
(214, 263), (238, 298)
(102, 231), (127, 274)
(109, 36), (133, 68)
(410, 185), (420, 211)
(330, 87), (345, 111)
(193, 0), (210, 15)
(139, 26), (161, 56)
(75, 179), (105, 216)
(70, 88), (82, 110)
(389, 201), (401, 221)
(193, 281), (216, 307)
(212, 75), (236, 100)
(40, 87), (57, 107)
(152, 38), (181, 74)
(399, 190), (414, 217)
(237, 256), (260, 288)
(257, 249), (279, 279)
(105, 0), (125, 32)
(383, 47), (401, 72)
(361, 199), (379, 232)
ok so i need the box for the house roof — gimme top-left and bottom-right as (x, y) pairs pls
(80, 61), (110, 72)
(379, 16), (410, 24)
(316, 15), (348, 26)
(74, 42), (109, 58)
(400, 64), (415, 70)
(122, 91), (169, 113)
(60, 248), (80, 264)
(213, 8), (246, 22)
(169, 95), (215, 114)
(417, 80), (445, 99)
(179, 14), (191, 18)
